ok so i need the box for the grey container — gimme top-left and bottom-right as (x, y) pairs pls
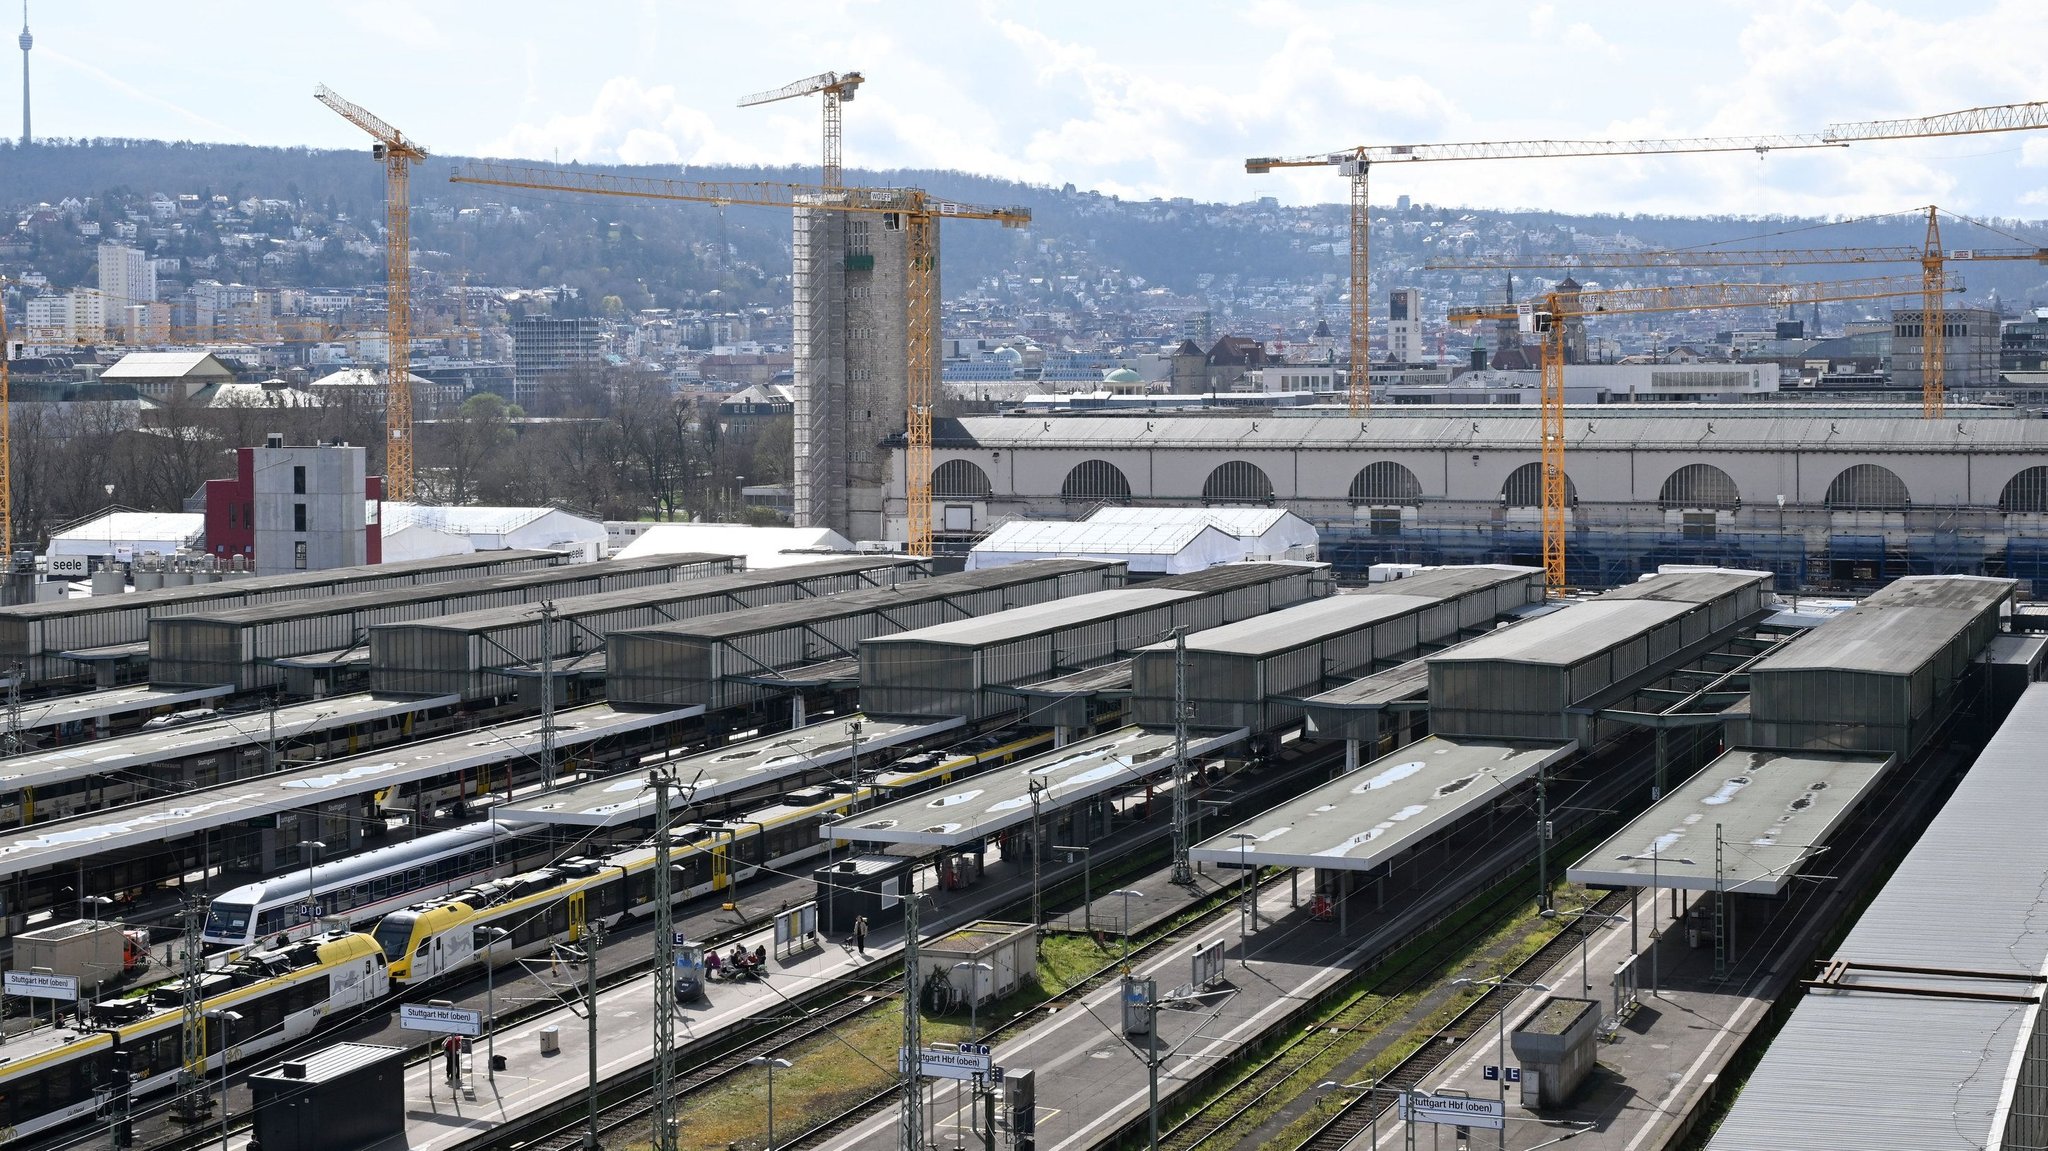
(247, 1043), (407, 1151)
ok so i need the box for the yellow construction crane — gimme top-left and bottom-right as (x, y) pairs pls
(1248, 98), (2048, 415)
(739, 70), (864, 188)
(447, 163), (1030, 557)
(1447, 272), (1956, 590)
(315, 84), (426, 501)
(1428, 206), (2048, 418)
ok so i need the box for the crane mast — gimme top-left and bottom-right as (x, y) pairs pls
(739, 70), (864, 188)
(315, 84), (426, 501)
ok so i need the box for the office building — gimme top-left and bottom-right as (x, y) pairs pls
(511, 316), (603, 411)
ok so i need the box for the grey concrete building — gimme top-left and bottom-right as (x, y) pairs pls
(1891, 306), (2001, 392)
(898, 407), (2048, 591)
(792, 206), (931, 542)
(511, 316), (603, 411)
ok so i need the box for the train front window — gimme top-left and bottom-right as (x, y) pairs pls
(371, 913), (416, 961)
(205, 903), (253, 938)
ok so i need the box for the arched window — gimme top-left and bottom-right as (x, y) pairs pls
(1501, 462), (1577, 508)
(2000, 466), (2048, 513)
(1658, 463), (1741, 511)
(1060, 460), (1132, 502)
(1348, 462), (1423, 505)
(931, 460), (992, 500)
(1824, 464), (1910, 511)
(1203, 461), (1274, 505)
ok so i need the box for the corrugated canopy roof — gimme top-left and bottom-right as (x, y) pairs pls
(1141, 593), (1436, 658)
(1751, 575), (2012, 675)
(99, 352), (235, 380)
(865, 588), (1191, 648)
(1707, 685), (2048, 1151)
(1430, 600), (1691, 668)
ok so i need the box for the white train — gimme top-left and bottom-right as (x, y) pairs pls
(202, 819), (553, 949)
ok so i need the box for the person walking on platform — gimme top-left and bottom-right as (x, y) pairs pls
(854, 914), (869, 955)
(443, 1035), (461, 1085)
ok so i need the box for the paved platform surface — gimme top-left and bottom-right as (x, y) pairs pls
(814, 814), (1541, 1151)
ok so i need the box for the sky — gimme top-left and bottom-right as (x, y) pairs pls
(14, 0), (2048, 220)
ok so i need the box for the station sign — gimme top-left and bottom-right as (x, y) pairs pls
(399, 1003), (483, 1036)
(3, 970), (79, 1000)
(901, 1044), (991, 1081)
(1399, 1091), (1504, 1131)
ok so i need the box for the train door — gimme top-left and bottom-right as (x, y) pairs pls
(566, 891), (587, 942)
(21, 786), (32, 825)
(711, 839), (730, 891)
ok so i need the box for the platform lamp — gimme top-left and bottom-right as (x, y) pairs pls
(1539, 905), (1630, 996)
(1316, 1078), (1381, 1150)
(1613, 846), (1694, 996)
(203, 1008), (242, 1151)
(1227, 833), (1258, 965)
(746, 1056), (792, 1151)
(1450, 976), (1549, 1151)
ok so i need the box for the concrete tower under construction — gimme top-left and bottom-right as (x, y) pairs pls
(791, 204), (934, 543)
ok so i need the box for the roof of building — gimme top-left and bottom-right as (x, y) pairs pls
(99, 352), (236, 381)
(1085, 506), (1305, 539)
(308, 368), (434, 389)
(494, 714), (962, 826)
(49, 511), (204, 545)
(1749, 575), (2013, 675)
(199, 382), (320, 409)
(613, 523), (854, 568)
(864, 588), (1192, 649)
(970, 519), (1228, 559)
(938, 413), (2048, 452)
(1428, 600), (1691, 668)
(380, 504), (589, 537)
(1141, 593), (1436, 658)
(1191, 736), (1575, 870)
(1567, 747), (1894, 894)
(1707, 685), (2048, 1151)
(827, 725), (1248, 847)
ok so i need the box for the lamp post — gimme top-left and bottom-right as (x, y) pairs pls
(203, 1008), (242, 1151)
(297, 839), (326, 935)
(1227, 833), (1257, 965)
(477, 925), (509, 1081)
(83, 895), (113, 926)
(1054, 844), (1091, 933)
(1315, 1078), (1381, 1151)
(1450, 976), (1550, 1151)
(746, 1056), (791, 1151)
(1614, 847), (1694, 997)
(1539, 906), (1631, 996)
(1109, 889), (1143, 965)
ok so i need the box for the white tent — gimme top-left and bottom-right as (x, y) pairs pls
(377, 523), (480, 563)
(49, 511), (204, 566)
(1086, 506), (1319, 562)
(612, 523), (852, 569)
(380, 505), (608, 561)
(966, 519), (1244, 576)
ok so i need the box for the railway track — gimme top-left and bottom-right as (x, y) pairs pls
(1288, 887), (1635, 1151)
(1148, 873), (1557, 1151)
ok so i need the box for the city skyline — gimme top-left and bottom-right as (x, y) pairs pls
(8, 1), (2048, 220)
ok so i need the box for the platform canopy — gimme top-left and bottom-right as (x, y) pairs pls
(1568, 747), (1894, 894)
(0, 702), (701, 878)
(11, 683), (233, 731)
(0, 693), (461, 792)
(496, 714), (963, 826)
(827, 724), (1248, 847)
(1190, 736), (1576, 870)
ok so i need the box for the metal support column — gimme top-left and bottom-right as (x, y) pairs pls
(540, 600), (558, 789)
(899, 882), (925, 1151)
(1170, 628), (1193, 886)
(651, 772), (678, 1151)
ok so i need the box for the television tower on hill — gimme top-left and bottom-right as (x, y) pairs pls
(17, 1), (29, 147)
